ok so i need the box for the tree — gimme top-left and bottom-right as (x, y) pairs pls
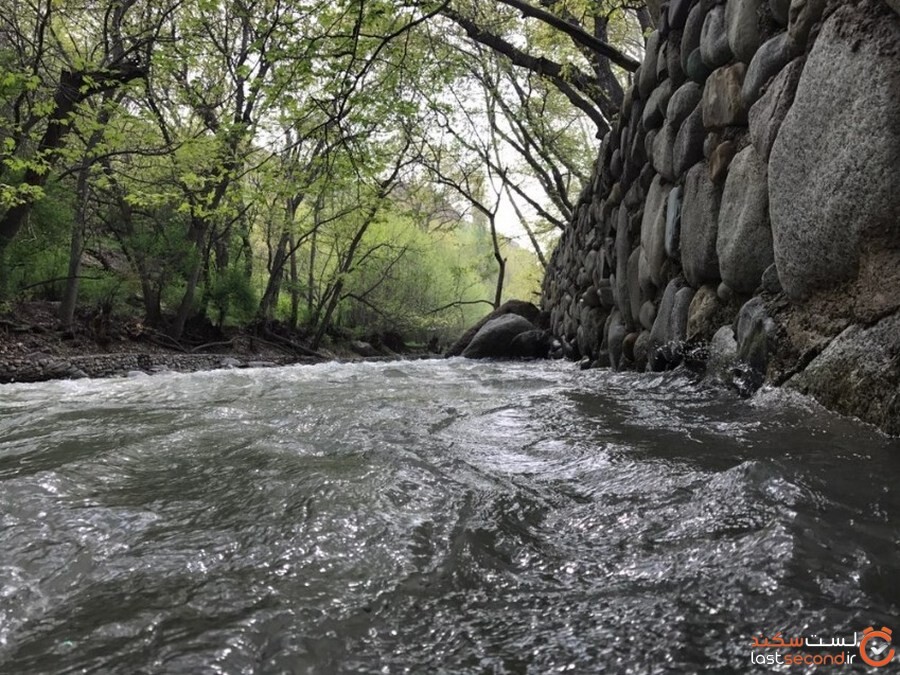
(0, 0), (171, 296)
(0, 0), (647, 345)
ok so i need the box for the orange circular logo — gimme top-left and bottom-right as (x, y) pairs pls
(860, 626), (895, 668)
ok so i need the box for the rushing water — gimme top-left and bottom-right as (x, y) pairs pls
(0, 360), (898, 674)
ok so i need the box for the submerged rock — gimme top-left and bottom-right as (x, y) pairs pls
(509, 329), (556, 359)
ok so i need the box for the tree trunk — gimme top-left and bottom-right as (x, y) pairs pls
(59, 96), (114, 329)
(311, 202), (382, 350)
(502, 183), (547, 268)
(257, 230), (290, 321)
(140, 274), (162, 326)
(0, 71), (85, 260)
(169, 221), (207, 339)
(488, 214), (507, 309)
(592, 15), (624, 110)
(0, 247), (10, 299)
(58, 164), (91, 330)
(289, 232), (299, 328)
(0, 66), (144, 290)
(307, 229), (317, 320)
(312, 281), (342, 351)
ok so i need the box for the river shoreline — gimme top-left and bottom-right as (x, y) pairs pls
(0, 301), (436, 384)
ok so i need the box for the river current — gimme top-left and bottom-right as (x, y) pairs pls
(0, 359), (897, 673)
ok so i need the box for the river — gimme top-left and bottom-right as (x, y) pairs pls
(1, 360), (898, 673)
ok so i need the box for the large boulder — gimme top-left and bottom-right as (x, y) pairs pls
(446, 300), (540, 356)
(656, 40), (670, 81)
(717, 146), (774, 293)
(686, 48), (712, 84)
(706, 325), (739, 381)
(687, 284), (730, 340)
(648, 279), (695, 369)
(681, 161), (722, 287)
(462, 314), (537, 359)
(708, 141), (737, 183)
(577, 306), (606, 359)
(607, 312), (628, 370)
(667, 31), (686, 86)
(735, 296), (775, 382)
(627, 248), (643, 324)
(665, 186), (683, 259)
(769, 3), (900, 299)
(649, 279), (681, 366)
(350, 340), (379, 357)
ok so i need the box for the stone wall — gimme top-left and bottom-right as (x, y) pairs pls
(541, 0), (900, 433)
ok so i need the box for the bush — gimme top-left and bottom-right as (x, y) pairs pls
(208, 267), (258, 326)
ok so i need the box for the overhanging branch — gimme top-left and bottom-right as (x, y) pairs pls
(441, 8), (609, 132)
(495, 0), (640, 71)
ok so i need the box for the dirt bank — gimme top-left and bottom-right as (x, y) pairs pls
(0, 302), (430, 384)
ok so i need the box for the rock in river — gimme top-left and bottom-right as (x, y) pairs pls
(462, 314), (538, 359)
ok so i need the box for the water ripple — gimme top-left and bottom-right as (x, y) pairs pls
(0, 360), (898, 673)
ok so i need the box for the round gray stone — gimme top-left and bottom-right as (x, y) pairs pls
(717, 145), (774, 293)
(741, 32), (799, 108)
(673, 105), (706, 176)
(666, 81), (702, 128)
(640, 175), (672, 287)
(748, 56), (804, 161)
(681, 162), (722, 288)
(700, 6), (733, 68)
(726, 0), (765, 63)
(665, 186), (683, 259)
(682, 3), (708, 72)
(639, 31), (662, 99)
